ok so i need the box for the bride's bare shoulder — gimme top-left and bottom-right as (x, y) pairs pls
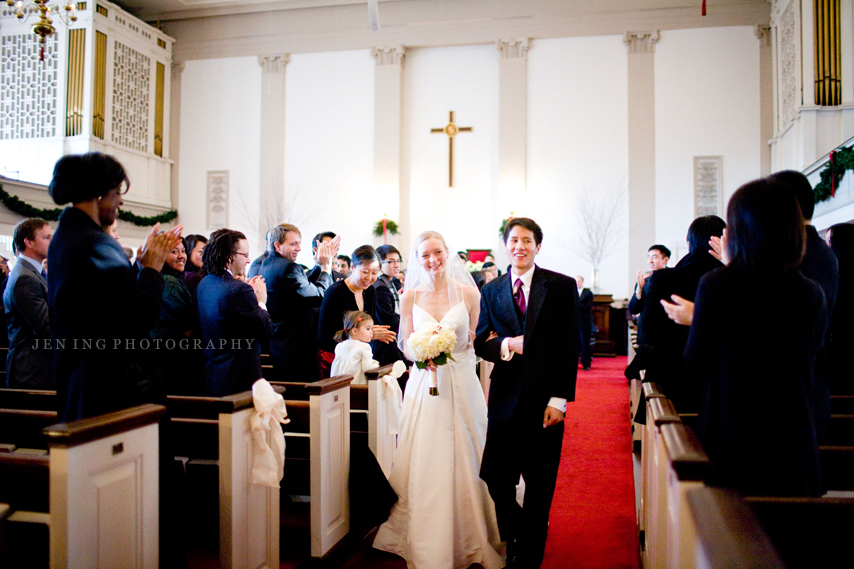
(462, 284), (480, 305)
(400, 289), (415, 306)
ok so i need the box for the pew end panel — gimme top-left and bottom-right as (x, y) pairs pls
(307, 375), (353, 559)
(218, 388), (283, 569)
(44, 404), (166, 569)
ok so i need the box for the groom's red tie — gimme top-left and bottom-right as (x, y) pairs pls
(514, 278), (527, 314)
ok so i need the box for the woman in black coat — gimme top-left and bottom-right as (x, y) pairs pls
(684, 178), (825, 497)
(317, 246), (395, 375)
(47, 152), (182, 421)
(826, 223), (854, 395)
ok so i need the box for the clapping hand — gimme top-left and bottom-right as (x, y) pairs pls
(636, 270), (647, 297)
(315, 235), (342, 271)
(709, 229), (729, 264)
(248, 275), (267, 304)
(661, 294), (694, 326)
(137, 223), (184, 272)
(372, 324), (397, 344)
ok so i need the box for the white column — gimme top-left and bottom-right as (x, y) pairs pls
(495, 39), (529, 224)
(257, 54), (289, 242)
(371, 46), (405, 248)
(170, 61), (185, 216)
(624, 31), (658, 293)
(757, 26), (773, 176)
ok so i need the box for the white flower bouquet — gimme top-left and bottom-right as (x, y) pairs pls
(408, 323), (457, 396)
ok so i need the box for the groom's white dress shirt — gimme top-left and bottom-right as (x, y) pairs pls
(499, 267), (567, 414)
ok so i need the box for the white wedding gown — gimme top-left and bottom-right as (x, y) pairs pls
(373, 301), (505, 569)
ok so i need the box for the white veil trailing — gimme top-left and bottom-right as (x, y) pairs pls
(398, 230), (480, 357)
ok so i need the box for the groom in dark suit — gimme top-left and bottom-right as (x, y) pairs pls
(475, 217), (579, 569)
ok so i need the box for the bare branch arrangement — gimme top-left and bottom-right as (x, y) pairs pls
(573, 182), (627, 290)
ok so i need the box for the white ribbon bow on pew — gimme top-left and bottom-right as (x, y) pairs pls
(250, 378), (290, 488)
(383, 360), (406, 435)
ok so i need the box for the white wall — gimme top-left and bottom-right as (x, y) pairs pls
(178, 56), (262, 252)
(284, 49), (375, 267)
(655, 26), (761, 261)
(527, 35), (629, 295)
(401, 45), (499, 258)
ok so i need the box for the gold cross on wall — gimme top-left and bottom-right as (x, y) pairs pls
(431, 111), (473, 187)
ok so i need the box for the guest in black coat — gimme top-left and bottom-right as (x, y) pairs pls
(4, 218), (53, 389)
(197, 229), (273, 396)
(627, 244), (670, 343)
(577, 276), (594, 370)
(684, 178), (825, 497)
(640, 215), (725, 413)
(372, 244), (407, 366)
(260, 223), (334, 382)
(768, 170), (839, 441)
(826, 223), (854, 395)
(47, 152), (182, 421)
(182, 233), (207, 298)
(318, 246), (396, 371)
(151, 237), (205, 395)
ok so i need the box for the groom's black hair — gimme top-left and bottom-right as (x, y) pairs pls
(503, 217), (543, 246)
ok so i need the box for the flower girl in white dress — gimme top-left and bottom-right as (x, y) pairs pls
(330, 310), (379, 385)
(373, 231), (504, 569)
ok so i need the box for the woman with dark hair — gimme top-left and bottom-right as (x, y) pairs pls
(684, 178), (825, 497)
(151, 237), (205, 394)
(196, 229), (272, 396)
(826, 223), (854, 394)
(182, 233), (207, 297)
(47, 152), (182, 421)
(373, 244), (407, 366)
(317, 245), (396, 376)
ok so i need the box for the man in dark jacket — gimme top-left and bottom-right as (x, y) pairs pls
(577, 276), (594, 370)
(4, 218), (53, 389)
(628, 244), (670, 343)
(197, 229), (273, 396)
(260, 224), (334, 382)
(641, 215), (725, 414)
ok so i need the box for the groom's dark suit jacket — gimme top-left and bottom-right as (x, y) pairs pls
(475, 266), (579, 427)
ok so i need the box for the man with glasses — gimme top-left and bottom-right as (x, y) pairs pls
(373, 244), (407, 365)
(197, 228), (272, 396)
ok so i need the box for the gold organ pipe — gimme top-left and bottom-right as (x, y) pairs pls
(65, 29), (85, 136)
(814, 0), (841, 106)
(154, 62), (164, 157)
(93, 31), (106, 139)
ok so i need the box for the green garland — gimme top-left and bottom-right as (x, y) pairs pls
(0, 184), (177, 227)
(498, 217), (510, 238)
(814, 146), (854, 204)
(373, 219), (400, 237)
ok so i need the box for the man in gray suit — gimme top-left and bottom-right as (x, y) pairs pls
(4, 218), (53, 389)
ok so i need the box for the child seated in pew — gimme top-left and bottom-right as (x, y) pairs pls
(331, 311), (379, 385)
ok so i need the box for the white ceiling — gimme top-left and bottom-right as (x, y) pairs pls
(115, 0), (769, 25)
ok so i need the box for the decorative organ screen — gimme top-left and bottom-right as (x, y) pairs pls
(0, 34), (58, 140)
(112, 41), (150, 152)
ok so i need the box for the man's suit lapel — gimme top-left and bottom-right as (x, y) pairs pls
(19, 258), (46, 287)
(524, 266), (547, 340)
(497, 273), (523, 336)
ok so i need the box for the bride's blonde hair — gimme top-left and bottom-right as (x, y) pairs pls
(413, 231), (448, 254)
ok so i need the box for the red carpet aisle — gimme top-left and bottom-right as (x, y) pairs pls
(541, 356), (639, 569)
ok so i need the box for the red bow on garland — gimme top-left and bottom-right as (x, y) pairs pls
(702, 0), (707, 16)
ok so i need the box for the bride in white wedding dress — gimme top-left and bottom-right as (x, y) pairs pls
(373, 231), (505, 569)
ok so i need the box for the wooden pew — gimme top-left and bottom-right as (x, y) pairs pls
(686, 487), (786, 569)
(746, 495), (854, 568)
(659, 422), (712, 568)
(642, 395), (681, 568)
(0, 404), (165, 569)
(364, 364), (408, 477)
(638, 382), (667, 546)
(168, 389), (282, 569)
